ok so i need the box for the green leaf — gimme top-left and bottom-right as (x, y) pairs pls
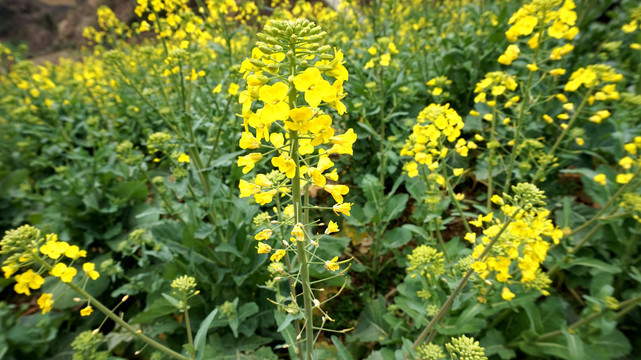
(562, 327), (584, 360)
(195, 308), (218, 360)
(131, 298), (176, 324)
(481, 329), (516, 360)
(571, 258), (621, 274)
(361, 174), (383, 205)
(353, 297), (390, 342)
(161, 293), (180, 308)
(590, 329), (631, 359)
(384, 194), (408, 222)
(331, 335), (354, 360)
(383, 226), (412, 249)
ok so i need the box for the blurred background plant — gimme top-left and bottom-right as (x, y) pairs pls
(1, 0), (641, 359)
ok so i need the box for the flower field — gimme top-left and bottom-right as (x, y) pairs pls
(1, 0), (641, 359)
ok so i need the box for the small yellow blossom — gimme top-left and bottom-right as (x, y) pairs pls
(80, 306), (93, 316)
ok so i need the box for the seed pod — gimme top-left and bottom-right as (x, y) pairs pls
(319, 54), (333, 60)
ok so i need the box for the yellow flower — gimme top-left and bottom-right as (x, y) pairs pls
(293, 67), (336, 107)
(575, 138), (584, 146)
(50, 263), (77, 283)
(64, 245), (87, 260)
(619, 156), (634, 170)
(285, 107), (313, 132)
(37, 293), (55, 314)
(82, 262), (100, 280)
(2, 264), (19, 278)
(333, 203), (352, 216)
(177, 153), (190, 163)
(40, 238), (69, 260)
(464, 232), (476, 243)
(491, 195), (504, 205)
(259, 82), (290, 123)
(271, 154), (296, 178)
(255, 229), (272, 241)
(325, 221), (339, 234)
(80, 306), (93, 316)
(291, 223), (305, 241)
(237, 153), (262, 174)
(501, 287), (515, 301)
(324, 256), (340, 271)
(14, 269), (45, 295)
(228, 83), (239, 95)
(270, 249), (286, 262)
(256, 242), (272, 254)
(239, 132), (261, 149)
(380, 53), (391, 67)
(453, 168), (464, 176)
(624, 143), (637, 155)
(616, 173), (634, 184)
(548, 68), (566, 76)
(526, 63), (539, 72)
(328, 129), (357, 155)
(324, 184), (350, 204)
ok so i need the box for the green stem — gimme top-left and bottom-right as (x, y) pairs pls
(532, 89), (592, 183)
(434, 219), (450, 262)
(532, 294), (641, 342)
(487, 105), (497, 210)
(288, 41), (313, 360)
(34, 255), (188, 360)
(568, 168), (640, 237)
(442, 165), (472, 234)
(504, 11), (546, 190)
(183, 294), (195, 360)
(409, 213), (517, 354)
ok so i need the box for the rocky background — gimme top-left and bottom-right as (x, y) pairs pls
(0, 0), (133, 60)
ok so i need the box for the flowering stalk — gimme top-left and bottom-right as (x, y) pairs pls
(236, 19), (354, 358)
(1, 227), (189, 360)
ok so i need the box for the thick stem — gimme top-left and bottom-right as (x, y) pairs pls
(288, 42), (314, 360)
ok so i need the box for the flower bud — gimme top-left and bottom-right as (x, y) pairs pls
(249, 59), (266, 68)
(317, 45), (331, 53)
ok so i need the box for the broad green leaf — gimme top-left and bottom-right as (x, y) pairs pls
(195, 308), (218, 360)
(331, 335), (354, 360)
(571, 258), (621, 274)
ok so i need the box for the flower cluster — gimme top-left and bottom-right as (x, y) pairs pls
(236, 18), (354, 266)
(467, 184), (561, 300)
(1, 226), (100, 315)
(400, 103), (471, 178)
(407, 245), (445, 280)
(594, 137), (641, 186)
(564, 64), (622, 97)
(425, 76), (452, 100)
(505, 0), (578, 45)
(445, 335), (488, 360)
(473, 71), (518, 106)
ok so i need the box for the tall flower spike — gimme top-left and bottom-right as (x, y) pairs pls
(236, 19), (353, 359)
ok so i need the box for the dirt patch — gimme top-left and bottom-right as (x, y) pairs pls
(0, 0), (133, 59)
